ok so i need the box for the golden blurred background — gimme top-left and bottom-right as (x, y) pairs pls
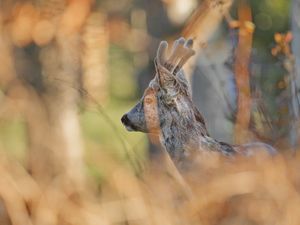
(1, 0), (300, 225)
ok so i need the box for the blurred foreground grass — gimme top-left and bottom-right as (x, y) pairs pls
(1, 140), (300, 225)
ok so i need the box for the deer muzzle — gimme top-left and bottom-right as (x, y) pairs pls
(121, 100), (148, 133)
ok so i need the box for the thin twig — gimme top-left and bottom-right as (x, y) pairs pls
(234, 0), (254, 144)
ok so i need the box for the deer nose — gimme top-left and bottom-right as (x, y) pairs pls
(121, 114), (130, 126)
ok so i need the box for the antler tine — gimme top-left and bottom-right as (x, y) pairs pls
(173, 39), (195, 74)
(184, 38), (193, 48)
(166, 38), (185, 71)
(156, 41), (168, 66)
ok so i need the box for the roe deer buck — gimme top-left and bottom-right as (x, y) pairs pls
(121, 37), (276, 165)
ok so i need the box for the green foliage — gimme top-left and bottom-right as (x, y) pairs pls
(0, 118), (26, 161)
(252, 0), (291, 55)
(80, 100), (147, 163)
(109, 44), (138, 100)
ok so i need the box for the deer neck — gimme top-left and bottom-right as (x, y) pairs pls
(159, 111), (209, 159)
(159, 113), (235, 160)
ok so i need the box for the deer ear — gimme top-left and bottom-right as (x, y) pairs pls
(155, 59), (178, 90)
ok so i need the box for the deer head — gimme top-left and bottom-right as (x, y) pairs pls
(121, 38), (210, 157)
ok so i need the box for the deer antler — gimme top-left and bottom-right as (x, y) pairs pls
(156, 38), (195, 75)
